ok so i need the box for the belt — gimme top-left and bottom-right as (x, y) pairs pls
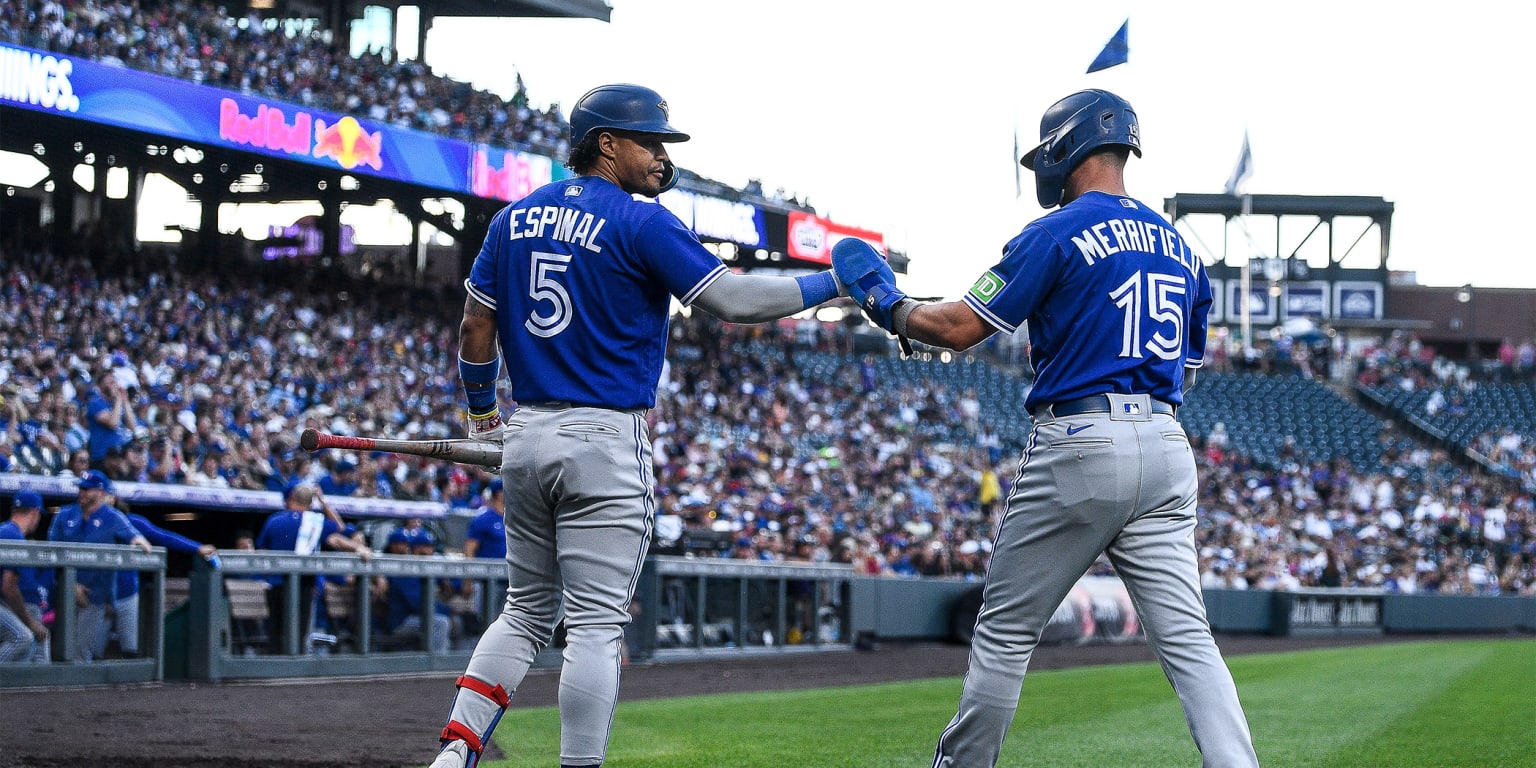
(1031, 394), (1176, 419)
(522, 401), (575, 410)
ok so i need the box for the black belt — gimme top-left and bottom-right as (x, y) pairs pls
(1031, 394), (1176, 418)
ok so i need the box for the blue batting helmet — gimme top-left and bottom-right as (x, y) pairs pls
(568, 84), (690, 146)
(1020, 89), (1141, 208)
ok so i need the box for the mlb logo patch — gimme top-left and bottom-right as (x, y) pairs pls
(565, 186), (583, 197)
(1122, 402), (1142, 415)
(1120, 198), (1137, 209)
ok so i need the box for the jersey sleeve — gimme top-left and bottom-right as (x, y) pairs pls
(960, 225), (1065, 334)
(107, 509), (144, 544)
(1186, 259), (1213, 369)
(634, 209), (728, 305)
(464, 207), (511, 310)
(131, 515), (203, 554)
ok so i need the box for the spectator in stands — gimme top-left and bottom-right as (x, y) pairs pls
(318, 458), (360, 496)
(84, 372), (133, 470)
(186, 448), (232, 488)
(46, 471), (152, 661)
(0, 490), (50, 663)
(254, 483), (371, 654)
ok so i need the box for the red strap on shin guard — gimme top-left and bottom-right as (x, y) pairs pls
(441, 720), (483, 755)
(455, 674), (511, 708)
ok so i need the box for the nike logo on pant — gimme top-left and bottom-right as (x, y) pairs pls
(1065, 424), (1092, 435)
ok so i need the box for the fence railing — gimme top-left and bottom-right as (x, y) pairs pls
(0, 540), (167, 687)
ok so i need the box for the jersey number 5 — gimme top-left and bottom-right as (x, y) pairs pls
(1109, 270), (1185, 361)
(526, 251), (574, 338)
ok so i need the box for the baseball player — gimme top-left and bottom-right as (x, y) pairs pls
(45, 471), (152, 662)
(430, 83), (844, 768)
(833, 89), (1260, 767)
(255, 483), (371, 654)
(111, 511), (218, 658)
(1, 490), (50, 663)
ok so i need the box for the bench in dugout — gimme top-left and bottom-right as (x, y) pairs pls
(223, 579), (270, 655)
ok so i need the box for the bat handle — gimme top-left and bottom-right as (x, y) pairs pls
(301, 428), (376, 452)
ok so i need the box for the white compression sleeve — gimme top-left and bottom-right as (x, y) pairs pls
(690, 271), (809, 323)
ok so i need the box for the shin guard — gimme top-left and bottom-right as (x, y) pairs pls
(439, 674), (512, 767)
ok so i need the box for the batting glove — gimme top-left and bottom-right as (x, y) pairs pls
(831, 238), (908, 332)
(466, 408), (504, 445)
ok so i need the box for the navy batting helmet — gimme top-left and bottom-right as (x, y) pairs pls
(1020, 89), (1140, 208)
(569, 84), (690, 145)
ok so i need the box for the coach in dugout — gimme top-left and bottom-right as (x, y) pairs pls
(46, 471), (152, 661)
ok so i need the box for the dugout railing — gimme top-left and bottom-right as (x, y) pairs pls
(634, 556), (856, 660)
(187, 550), (509, 682)
(0, 540), (169, 687)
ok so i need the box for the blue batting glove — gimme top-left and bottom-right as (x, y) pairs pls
(831, 238), (908, 332)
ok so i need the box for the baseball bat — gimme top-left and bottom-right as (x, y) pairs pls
(299, 428), (501, 467)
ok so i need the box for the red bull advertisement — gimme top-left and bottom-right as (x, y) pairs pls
(472, 147), (554, 202)
(1, 42), (564, 200)
(786, 210), (886, 265)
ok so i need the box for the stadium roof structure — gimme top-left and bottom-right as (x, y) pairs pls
(1164, 193), (1395, 270)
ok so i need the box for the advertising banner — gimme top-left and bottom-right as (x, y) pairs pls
(658, 188), (766, 248)
(1334, 281), (1384, 320)
(786, 210), (885, 265)
(1283, 282), (1329, 319)
(0, 43), (563, 201)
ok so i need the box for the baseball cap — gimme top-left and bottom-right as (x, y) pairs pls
(488, 479), (504, 494)
(13, 490), (43, 509)
(335, 459), (357, 473)
(386, 529), (411, 547)
(78, 470), (115, 492)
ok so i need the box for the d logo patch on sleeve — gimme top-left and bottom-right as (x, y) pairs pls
(969, 271), (1006, 303)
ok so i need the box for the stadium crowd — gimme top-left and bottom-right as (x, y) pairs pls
(1, 0), (571, 156)
(2, 245), (1533, 598)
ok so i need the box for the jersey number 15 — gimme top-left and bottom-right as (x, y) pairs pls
(1109, 270), (1185, 361)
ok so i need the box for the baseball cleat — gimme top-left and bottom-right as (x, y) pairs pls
(428, 739), (471, 768)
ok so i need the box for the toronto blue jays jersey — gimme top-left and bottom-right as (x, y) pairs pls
(46, 503), (143, 605)
(464, 176), (727, 410)
(963, 192), (1210, 410)
(0, 520), (46, 606)
(116, 513), (205, 600)
(465, 507), (507, 561)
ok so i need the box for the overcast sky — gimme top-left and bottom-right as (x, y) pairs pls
(426, 0), (1536, 299)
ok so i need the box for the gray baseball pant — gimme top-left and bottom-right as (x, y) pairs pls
(448, 405), (653, 767)
(934, 398), (1259, 767)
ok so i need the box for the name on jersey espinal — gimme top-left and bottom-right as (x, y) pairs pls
(1071, 218), (1197, 274)
(507, 205), (606, 253)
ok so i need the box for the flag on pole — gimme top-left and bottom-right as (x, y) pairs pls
(1086, 19), (1129, 73)
(1013, 126), (1023, 198)
(1224, 131), (1254, 196)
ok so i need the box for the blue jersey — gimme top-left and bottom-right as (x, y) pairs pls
(464, 508), (506, 561)
(464, 176), (727, 410)
(0, 520), (47, 606)
(115, 513), (204, 600)
(962, 192), (1210, 410)
(46, 503), (142, 605)
(255, 510), (342, 586)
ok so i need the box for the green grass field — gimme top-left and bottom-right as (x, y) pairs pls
(480, 638), (1535, 767)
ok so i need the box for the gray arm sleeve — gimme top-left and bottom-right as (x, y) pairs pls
(690, 271), (807, 323)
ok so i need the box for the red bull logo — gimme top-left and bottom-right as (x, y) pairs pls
(313, 116), (383, 171)
(472, 148), (553, 202)
(219, 98), (311, 156)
